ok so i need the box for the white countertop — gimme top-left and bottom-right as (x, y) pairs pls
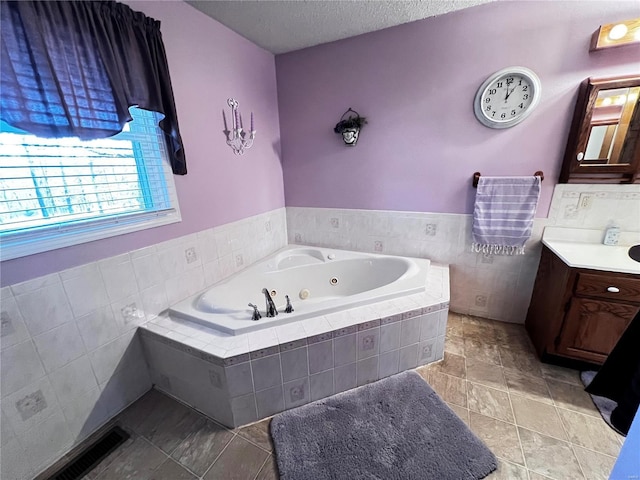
(542, 227), (640, 275)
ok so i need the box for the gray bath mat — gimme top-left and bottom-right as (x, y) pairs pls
(271, 370), (497, 480)
(581, 371), (622, 435)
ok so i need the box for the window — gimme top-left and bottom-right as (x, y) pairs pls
(0, 107), (180, 260)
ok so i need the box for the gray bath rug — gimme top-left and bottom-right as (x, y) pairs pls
(270, 370), (497, 480)
(581, 370), (622, 435)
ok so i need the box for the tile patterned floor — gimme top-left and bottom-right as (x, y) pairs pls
(77, 313), (622, 480)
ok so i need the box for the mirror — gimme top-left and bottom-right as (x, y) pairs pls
(559, 75), (640, 183)
(583, 86), (640, 165)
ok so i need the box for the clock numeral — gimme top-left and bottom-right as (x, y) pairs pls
(522, 86), (528, 91)
(523, 94), (529, 100)
(506, 77), (514, 84)
(519, 103), (524, 109)
(488, 89), (497, 95)
(484, 98), (490, 103)
(518, 79), (523, 85)
(501, 113), (506, 119)
(486, 106), (492, 111)
(511, 110), (516, 116)
(492, 112), (496, 117)
(496, 82), (503, 88)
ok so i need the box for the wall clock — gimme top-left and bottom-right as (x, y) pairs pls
(473, 66), (542, 129)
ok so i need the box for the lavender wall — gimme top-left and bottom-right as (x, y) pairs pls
(1, 0), (284, 287)
(276, 1), (640, 215)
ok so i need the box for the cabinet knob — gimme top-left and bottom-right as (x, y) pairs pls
(607, 286), (620, 293)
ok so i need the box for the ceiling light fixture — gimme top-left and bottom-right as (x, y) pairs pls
(590, 17), (640, 51)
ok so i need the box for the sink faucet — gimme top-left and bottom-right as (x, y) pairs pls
(261, 288), (278, 317)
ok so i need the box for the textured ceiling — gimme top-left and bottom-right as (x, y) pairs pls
(186, 0), (497, 54)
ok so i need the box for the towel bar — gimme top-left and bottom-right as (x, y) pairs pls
(473, 171), (544, 188)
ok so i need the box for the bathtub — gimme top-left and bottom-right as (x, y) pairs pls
(169, 245), (430, 335)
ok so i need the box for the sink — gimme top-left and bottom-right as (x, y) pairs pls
(629, 245), (640, 263)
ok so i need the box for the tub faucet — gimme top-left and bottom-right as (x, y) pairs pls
(284, 295), (294, 313)
(248, 303), (261, 321)
(261, 288), (278, 317)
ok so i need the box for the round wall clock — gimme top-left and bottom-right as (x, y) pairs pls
(473, 66), (542, 129)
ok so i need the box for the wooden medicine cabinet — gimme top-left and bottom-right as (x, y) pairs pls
(559, 74), (640, 184)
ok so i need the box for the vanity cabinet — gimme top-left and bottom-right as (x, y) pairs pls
(525, 246), (640, 365)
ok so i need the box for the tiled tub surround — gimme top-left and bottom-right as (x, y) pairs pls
(0, 208), (287, 480)
(140, 263), (449, 428)
(287, 184), (640, 324)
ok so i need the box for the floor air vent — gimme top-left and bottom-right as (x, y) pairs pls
(50, 426), (130, 480)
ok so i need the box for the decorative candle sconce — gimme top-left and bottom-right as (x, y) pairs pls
(334, 108), (367, 147)
(222, 98), (255, 155)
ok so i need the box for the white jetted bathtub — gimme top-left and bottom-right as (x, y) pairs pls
(170, 246), (430, 335)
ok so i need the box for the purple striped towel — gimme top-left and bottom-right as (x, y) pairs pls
(472, 176), (541, 255)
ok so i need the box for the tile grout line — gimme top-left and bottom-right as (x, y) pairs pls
(137, 435), (202, 479)
(554, 404), (623, 459)
(498, 347), (531, 476)
(253, 454), (273, 480)
(236, 430), (273, 455)
(173, 424), (236, 479)
(198, 433), (238, 480)
(554, 404), (589, 480)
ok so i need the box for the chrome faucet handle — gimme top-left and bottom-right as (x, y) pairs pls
(284, 295), (294, 313)
(261, 288), (278, 317)
(248, 303), (261, 321)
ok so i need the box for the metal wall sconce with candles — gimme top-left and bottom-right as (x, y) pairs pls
(590, 17), (640, 51)
(222, 98), (255, 155)
(334, 108), (367, 147)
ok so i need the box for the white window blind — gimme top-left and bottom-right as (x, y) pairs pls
(0, 107), (180, 260)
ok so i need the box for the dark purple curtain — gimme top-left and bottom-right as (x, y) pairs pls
(0, 0), (187, 174)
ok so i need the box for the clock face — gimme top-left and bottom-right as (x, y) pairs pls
(474, 67), (541, 129)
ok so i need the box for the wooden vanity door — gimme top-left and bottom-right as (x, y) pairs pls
(556, 298), (639, 364)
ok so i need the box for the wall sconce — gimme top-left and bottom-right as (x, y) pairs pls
(222, 98), (255, 155)
(590, 17), (640, 51)
(334, 108), (367, 147)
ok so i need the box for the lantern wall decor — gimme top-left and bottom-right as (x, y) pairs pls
(334, 108), (367, 146)
(222, 98), (255, 155)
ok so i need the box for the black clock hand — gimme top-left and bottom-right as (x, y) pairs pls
(505, 84), (517, 101)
